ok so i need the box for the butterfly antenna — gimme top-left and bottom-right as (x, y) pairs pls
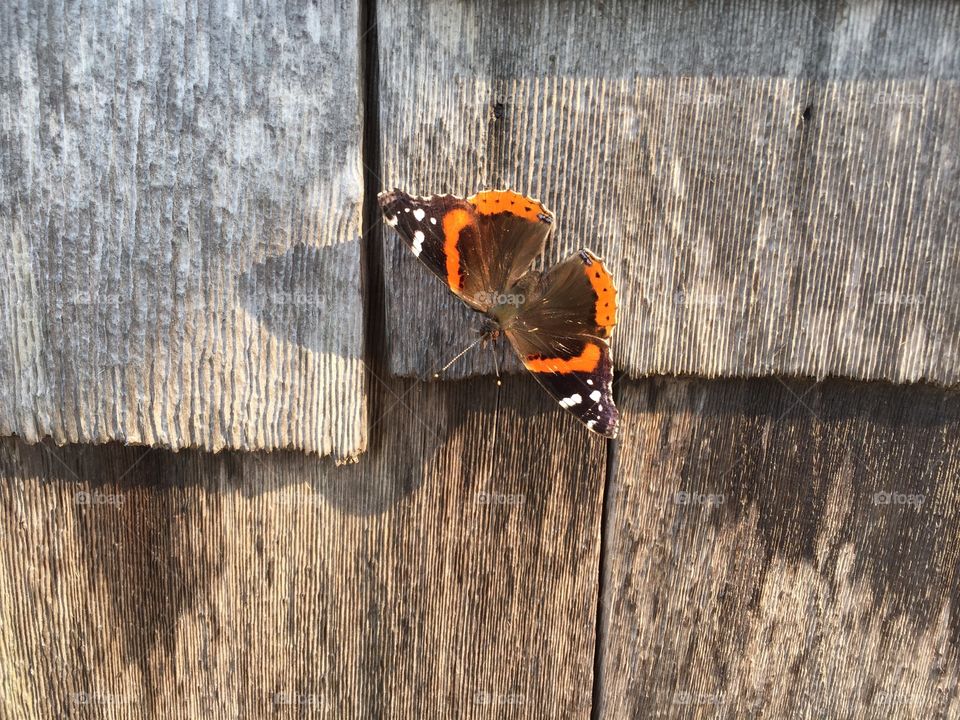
(433, 335), (484, 379)
(491, 344), (502, 386)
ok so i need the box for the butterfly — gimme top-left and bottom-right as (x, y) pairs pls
(379, 189), (619, 438)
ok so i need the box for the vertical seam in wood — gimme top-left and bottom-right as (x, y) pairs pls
(360, 0), (386, 400)
(358, 1), (388, 715)
(591, 380), (620, 718)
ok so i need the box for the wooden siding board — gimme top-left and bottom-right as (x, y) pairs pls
(598, 377), (960, 718)
(376, 0), (960, 385)
(0, 373), (605, 718)
(0, 0), (366, 459)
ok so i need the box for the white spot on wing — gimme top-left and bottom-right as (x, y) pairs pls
(590, 390), (602, 402)
(559, 393), (582, 408)
(430, 217), (437, 225)
(587, 420), (597, 430)
(413, 208), (425, 221)
(586, 379), (593, 385)
(412, 230), (425, 257)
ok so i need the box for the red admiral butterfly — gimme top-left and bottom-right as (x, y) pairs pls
(379, 189), (619, 438)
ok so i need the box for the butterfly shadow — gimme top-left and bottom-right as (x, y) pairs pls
(237, 243), (363, 357)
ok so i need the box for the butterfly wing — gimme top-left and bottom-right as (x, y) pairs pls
(378, 189), (553, 310)
(465, 189), (555, 294)
(505, 249), (619, 438)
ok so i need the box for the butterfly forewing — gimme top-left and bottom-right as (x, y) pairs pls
(505, 250), (619, 437)
(378, 189), (553, 310)
(378, 191), (480, 304)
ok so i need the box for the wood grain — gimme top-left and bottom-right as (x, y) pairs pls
(376, 0), (960, 385)
(0, 0), (366, 459)
(598, 376), (960, 719)
(0, 372), (605, 718)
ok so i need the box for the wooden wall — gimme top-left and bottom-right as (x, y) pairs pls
(1, 1), (958, 718)
(0, 376), (606, 717)
(0, 0), (366, 460)
(378, 0), (960, 385)
(603, 378), (960, 718)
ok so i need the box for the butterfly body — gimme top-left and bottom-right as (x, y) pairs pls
(483, 276), (536, 329)
(380, 188), (619, 438)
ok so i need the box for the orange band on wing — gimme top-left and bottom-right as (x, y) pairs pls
(442, 209), (473, 292)
(524, 342), (601, 373)
(467, 190), (551, 222)
(584, 254), (617, 336)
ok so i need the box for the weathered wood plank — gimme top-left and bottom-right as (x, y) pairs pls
(377, 0), (960, 385)
(0, 373), (605, 718)
(0, 0), (366, 459)
(598, 377), (960, 718)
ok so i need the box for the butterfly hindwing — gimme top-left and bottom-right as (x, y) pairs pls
(506, 249), (619, 437)
(466, 189), (554, 294)
(379, 189), (553, 310)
